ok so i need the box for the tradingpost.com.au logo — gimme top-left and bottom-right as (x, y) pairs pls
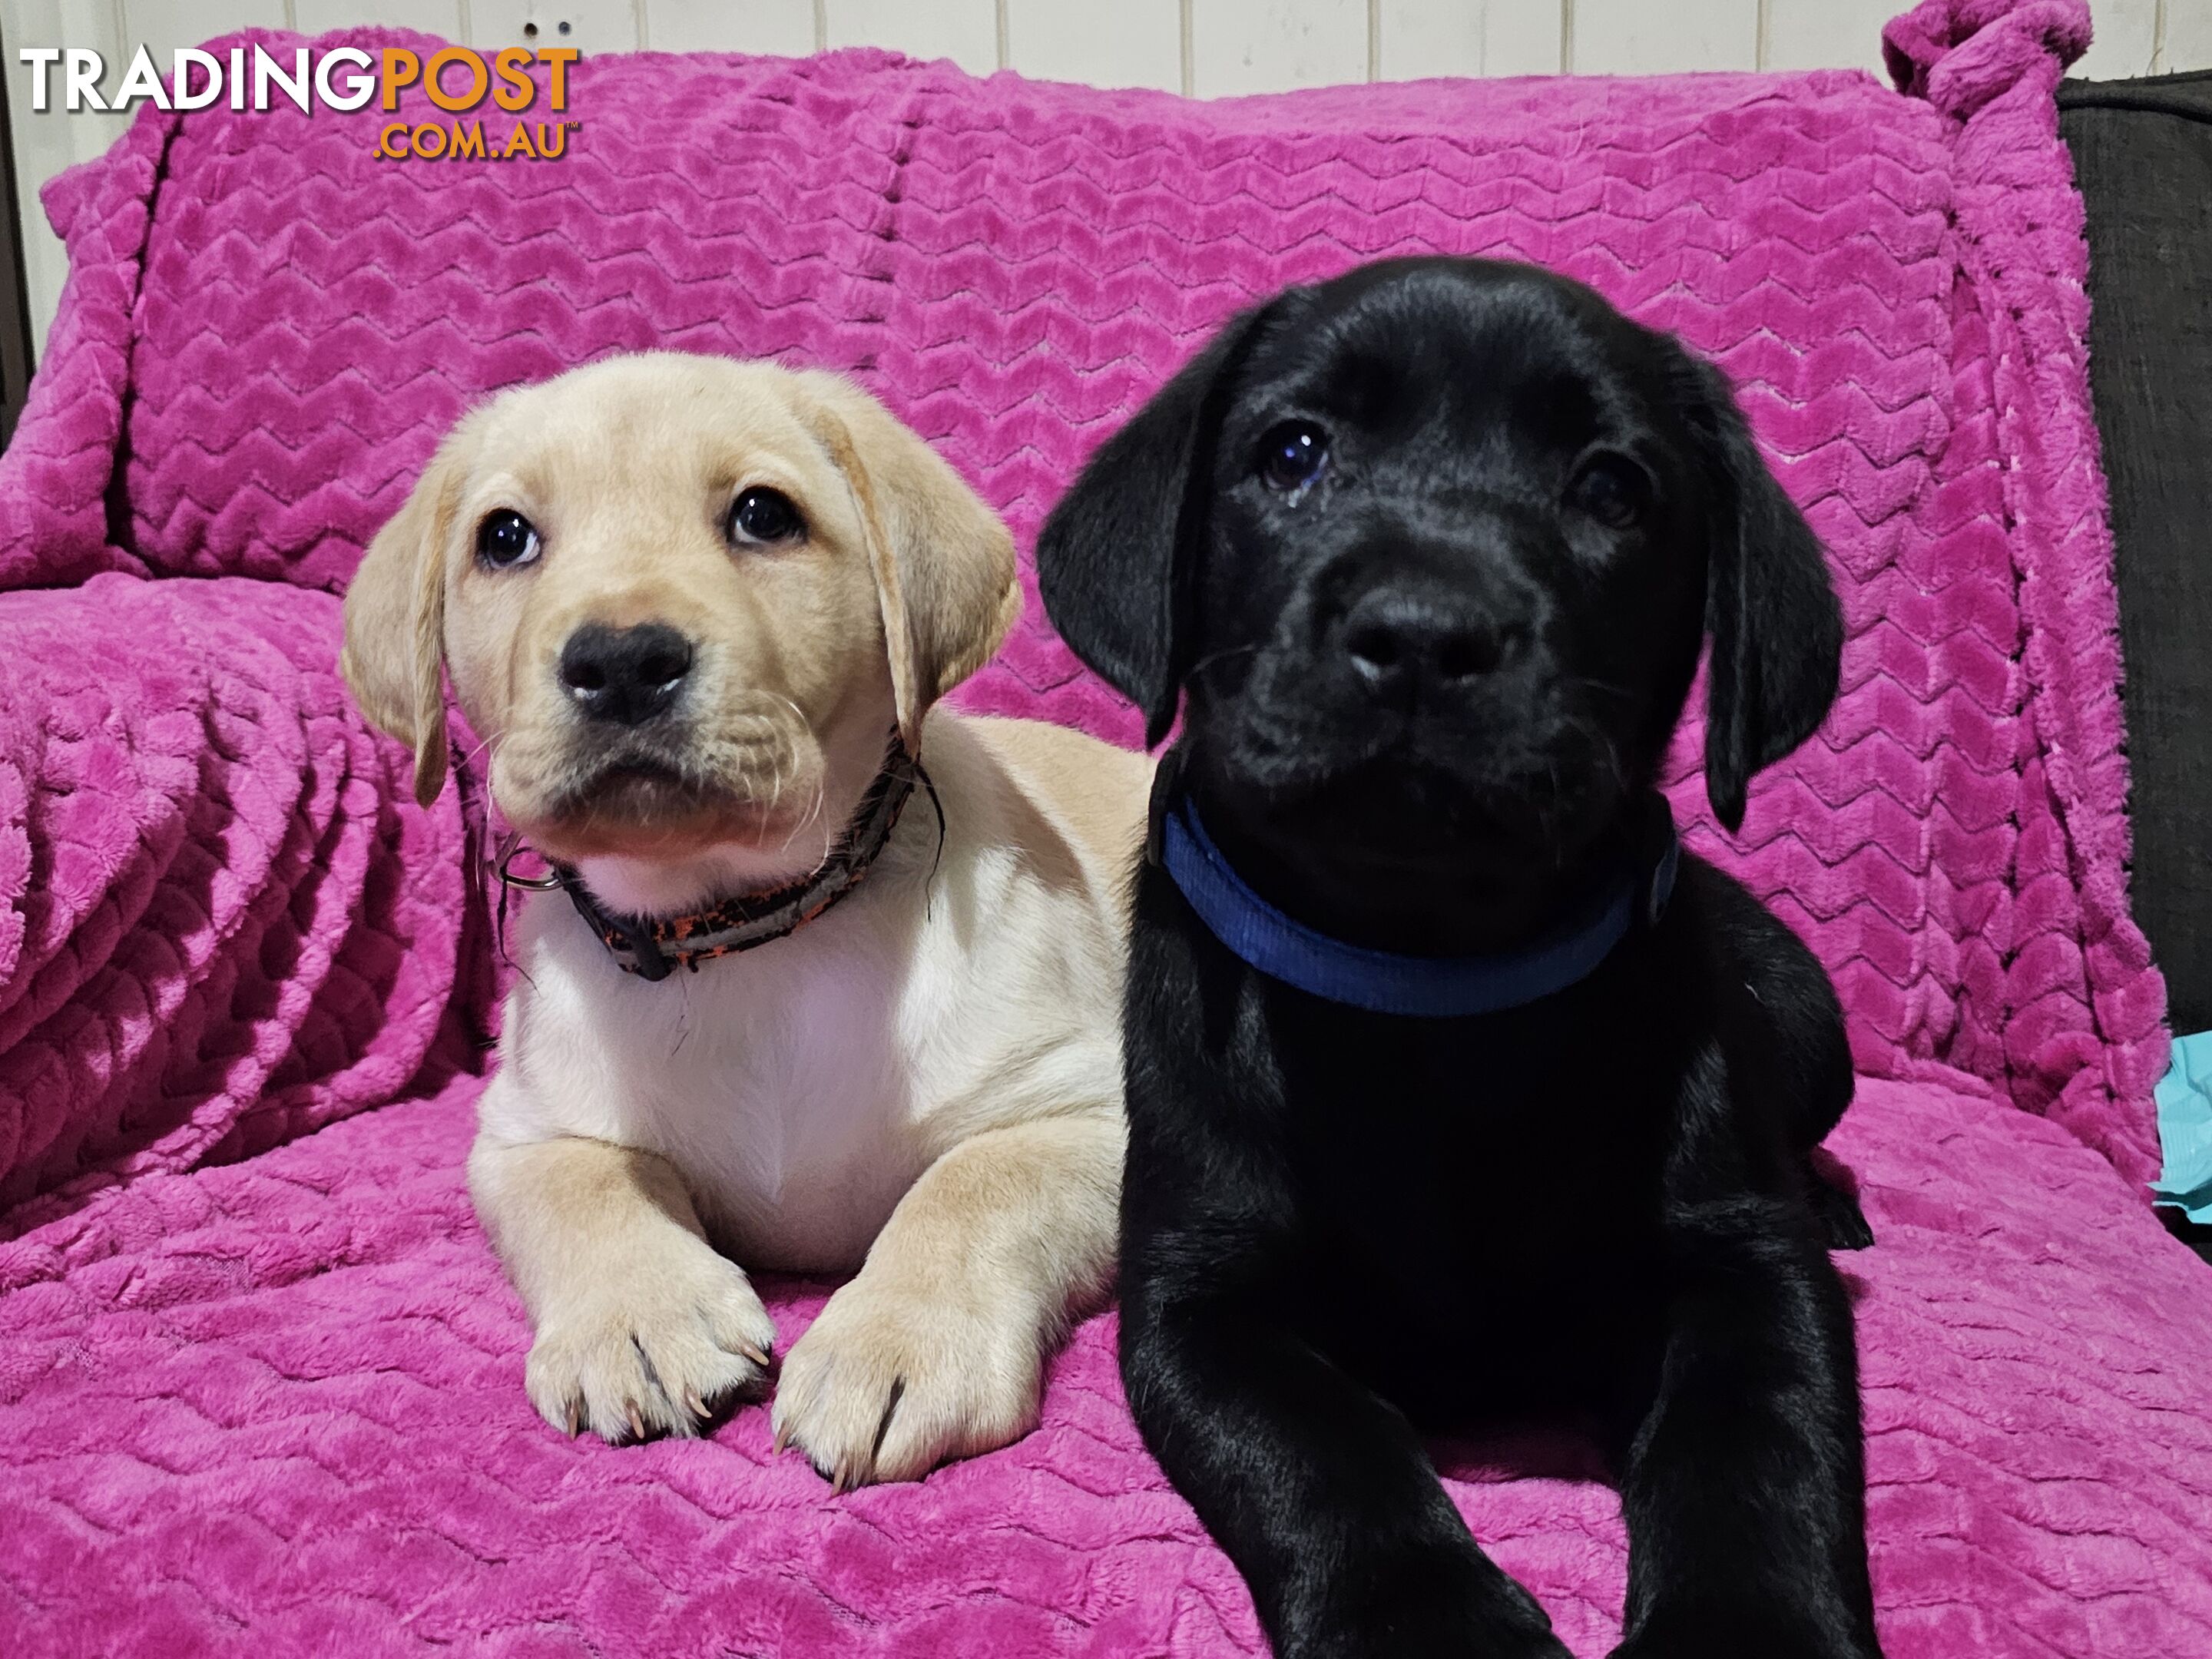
(17, 45), (582, 161)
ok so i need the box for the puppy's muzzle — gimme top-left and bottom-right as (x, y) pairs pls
(559, 622), (695, 728)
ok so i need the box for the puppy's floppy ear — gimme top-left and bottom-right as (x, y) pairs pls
(1676, 353), (1843, 833)
(341, 421), (478, 807)
(796, 373), (1018, 753)
(1036, 302), (1277, 748)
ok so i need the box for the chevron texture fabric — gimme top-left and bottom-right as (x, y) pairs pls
(0, 1), (2203, 1653)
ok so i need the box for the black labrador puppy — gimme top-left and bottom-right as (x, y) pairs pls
(1035, 257), (1883, 1659)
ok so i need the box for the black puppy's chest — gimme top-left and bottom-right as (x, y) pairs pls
(1269, 962), (1689, 1409)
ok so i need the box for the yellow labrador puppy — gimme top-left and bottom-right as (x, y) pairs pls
(341, 353), (1146, 1486)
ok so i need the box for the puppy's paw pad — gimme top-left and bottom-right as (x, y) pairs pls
(526, 1255), (775, 1444)
(770, 1280), (1041, 1487)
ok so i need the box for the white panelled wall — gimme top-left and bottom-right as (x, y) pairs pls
(5, 0), (2207, 355)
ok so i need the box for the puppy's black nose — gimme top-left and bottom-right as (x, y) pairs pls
(1342, 588), (1508, 698)
(558, 623), (694, 726)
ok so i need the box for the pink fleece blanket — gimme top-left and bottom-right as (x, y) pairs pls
(0, 575), (479, 1236)
(0, 1), (2200, 1653)
(5, 1070), (2207, 1656)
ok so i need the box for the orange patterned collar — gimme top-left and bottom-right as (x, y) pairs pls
(512, 730), (930, 982)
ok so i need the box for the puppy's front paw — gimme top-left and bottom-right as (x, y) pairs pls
(770, 1275), (1042, 1488)
(526, 1248), (778, 1445)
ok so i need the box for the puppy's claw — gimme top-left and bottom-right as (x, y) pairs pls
(1807, 1173), (1876, 1252)
(866, 1378), (905, 1479)
(565, 1399), (581, 1437)
(684, 1389), (710, 1422)
(626, 1402), (646, 1442)
(739, 1343), (772, 1370)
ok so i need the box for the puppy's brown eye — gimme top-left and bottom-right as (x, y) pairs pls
(1258, 422), (1329, 493)
(1570, 457), (1651, 529)
(729, 487), (804, 545)
(475, 508), (541, 569)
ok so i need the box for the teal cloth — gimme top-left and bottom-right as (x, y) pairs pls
(2152, 1030), (2212, 1224)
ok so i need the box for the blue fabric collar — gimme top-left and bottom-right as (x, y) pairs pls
(1157, 793), (1679, 1018)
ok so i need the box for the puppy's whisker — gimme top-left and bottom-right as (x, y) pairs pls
(790, 773), (829, 849)
(1568, 677), (1640, 709)
(1188, 644), (1260, 681)
(767, 693), (813, 737)
(754, 755), (788, 850)
(1566, 713), (1628, 793)
(770, 763), (818, 856)
(795, 770), (816, 835)
(777, 783), (826, 856)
